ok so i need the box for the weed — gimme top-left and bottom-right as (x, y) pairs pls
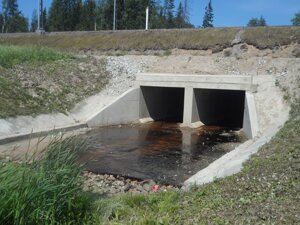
(0, 136), (92, 225)
(242, 27), (300, 49)
(0, 45), (70, 68)
(0, 28), (239, 51)
(163, 49), (172, 56)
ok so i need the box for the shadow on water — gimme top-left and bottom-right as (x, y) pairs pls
(78, 122), (246, 186)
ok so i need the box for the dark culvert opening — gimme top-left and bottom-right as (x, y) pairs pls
(194, 89), (245, 129)
(141, 86), (184, 123)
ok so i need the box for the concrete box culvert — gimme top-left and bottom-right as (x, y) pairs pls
(87, 74), (258, 139)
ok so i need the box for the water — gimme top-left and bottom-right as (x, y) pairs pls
(79, 122), (245, 186)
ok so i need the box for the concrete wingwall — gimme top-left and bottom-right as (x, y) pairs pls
(87, 88), (140, 127)
(243, 92), (259, 139)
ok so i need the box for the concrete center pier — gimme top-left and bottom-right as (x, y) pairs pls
(87, 73), (259, 139)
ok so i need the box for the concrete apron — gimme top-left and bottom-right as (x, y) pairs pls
(182, 110), (288, 189)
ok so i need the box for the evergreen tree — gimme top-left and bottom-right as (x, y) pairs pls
(48, 0), (82, 31)
(163, 0), (175, 28)
(47, 0), (63, 31)
(291, 11), (300, 26)
(0, 13), (3, 32)
(155, 5), (165, 28)
(30, 9), (38, 32)
(148, 0), (162, 29)
(43, 8), (47, 31)
(96, 0), (113, 30)
(247, 16), (267, 27)
(182, 0), (189, 24)
(2, 0), (28, 32)
(79, 0), (96, 30)
(202, 0), (213, 28)
(95, 0), (172, 30)
(175, 2), (184, 28)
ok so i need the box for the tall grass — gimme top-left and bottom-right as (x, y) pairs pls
(0, 45), (70, 68)
(0, 136), (91, 225)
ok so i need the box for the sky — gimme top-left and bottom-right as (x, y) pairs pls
(14, 0), (300, 27)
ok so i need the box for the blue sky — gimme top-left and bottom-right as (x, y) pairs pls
(15, 0), (300, 27)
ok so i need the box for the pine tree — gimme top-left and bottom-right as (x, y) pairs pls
(43, 8), (47, 31)
(202, 0), (213, 28)
(1, 0), (28, 32)
(291, 11), (300, 26)
(163, 0), (175, 28)
(79, 0), (96, 30)
(0, 13), (4, 32)
(175, 2), (184, 28)
(48, 0), (82, 31)
(30, 9), (38, 32)
(47, 0), (63, 31)
(247, 16), (267, 27)
(148, 0), (162, 29)
(182, 0), (189, 24)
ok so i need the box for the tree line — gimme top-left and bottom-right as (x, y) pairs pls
(0, 0), (194, 33)
(46, 0), (194, 31)
(0, 0), (300, 33)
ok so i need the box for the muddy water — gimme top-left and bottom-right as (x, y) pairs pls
(79, 122), (245, 186)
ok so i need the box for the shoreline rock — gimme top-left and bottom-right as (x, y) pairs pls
(82, 171), (180, 196)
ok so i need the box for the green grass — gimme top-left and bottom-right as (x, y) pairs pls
(0, 45), (70, 68)
(0, 137), (92, 225)
(88, 103), (300, 224)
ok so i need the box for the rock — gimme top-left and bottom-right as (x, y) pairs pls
(143, 184), (151, 192)
(123, 184), (132, 192)
(135, 185), (144, 192)
(292, 46), (300, 58)
(82, 171), (179, 196)
(107, 175), (116, 181)
(148, 180), (156, 186)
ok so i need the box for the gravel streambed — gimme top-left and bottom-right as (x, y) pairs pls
(82, 171), (180, 196)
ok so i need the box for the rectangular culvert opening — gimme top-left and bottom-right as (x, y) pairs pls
(140, 86), (184, 123)
(194, 89), (245, 129)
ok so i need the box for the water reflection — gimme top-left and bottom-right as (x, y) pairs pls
(79, 122), (245, 185)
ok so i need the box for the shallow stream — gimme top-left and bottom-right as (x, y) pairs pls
(79, 122), (246, 186)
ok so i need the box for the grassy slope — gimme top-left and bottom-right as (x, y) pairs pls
(0, 29), (238, 51)
(0, 45), (108, 118)
(0, 27), (299, 51)
(89, 104), (300, 224)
